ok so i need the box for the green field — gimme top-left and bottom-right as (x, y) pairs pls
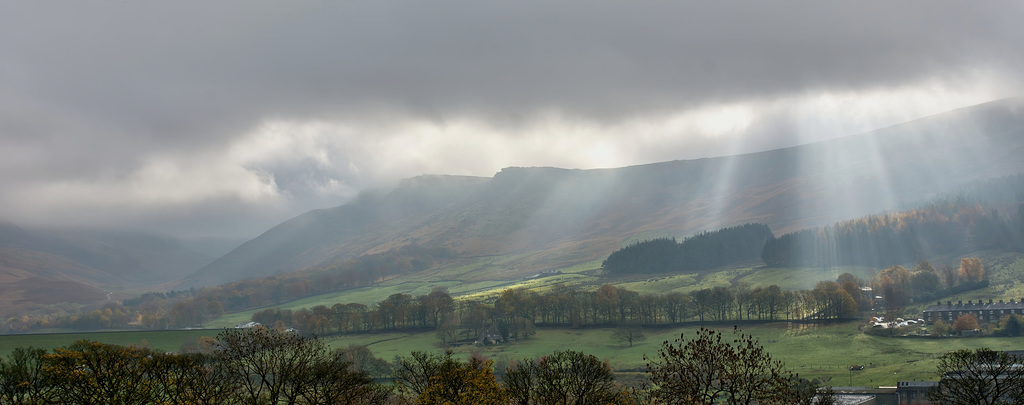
(7, 321), (1022, 387)
(332, 322), (1024, 385)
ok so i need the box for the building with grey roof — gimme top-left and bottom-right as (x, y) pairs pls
(922, 299), (1024, 324)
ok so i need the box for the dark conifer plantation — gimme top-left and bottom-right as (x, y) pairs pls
(602, 223), (774, 274)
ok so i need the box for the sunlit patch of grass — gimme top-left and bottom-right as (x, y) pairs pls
(614, 274), (698, 294)
(739, 266), (875, 291)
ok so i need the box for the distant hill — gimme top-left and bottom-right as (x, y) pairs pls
(0, 223), (213, 314)
(182, 98), (1024, 288)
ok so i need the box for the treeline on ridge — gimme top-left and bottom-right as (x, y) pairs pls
(602, 223), (773, 274)
(762, 201), (1024, 268)
(763, 174), (1024, 268)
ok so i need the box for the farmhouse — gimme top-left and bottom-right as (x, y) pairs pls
(922, 299), (1024, 324)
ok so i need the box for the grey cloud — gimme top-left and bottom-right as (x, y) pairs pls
(1, 1), (1022, 236)
(6, 2), (1020, 129)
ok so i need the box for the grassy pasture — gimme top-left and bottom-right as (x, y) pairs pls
(335, 321), (1024, 385)
(205, 249), (1024, 331)
(206, 257), (603, 328)
(2, 321), (1023, 387)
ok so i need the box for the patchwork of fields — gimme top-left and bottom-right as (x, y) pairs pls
(4, 250), (1023, 388)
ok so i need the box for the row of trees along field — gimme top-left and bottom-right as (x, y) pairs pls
(872, 258), (989, 309)
(602, 223), (774, 274)
(252, 278), (867, 343)
(249, 257), (986, 342)
(0, 326), (833, 405)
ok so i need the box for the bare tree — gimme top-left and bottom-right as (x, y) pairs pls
(0, 347), (58, 404)
(645, 326), (814, 404)
(928, 348), (1024, 404)
(393, 350), (458, 403)
(612, 323), (646, 347)
(504, 350), (626, 405)
(216, 326), (385, 404)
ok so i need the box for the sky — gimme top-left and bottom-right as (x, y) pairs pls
(2, 1), (1022, 239)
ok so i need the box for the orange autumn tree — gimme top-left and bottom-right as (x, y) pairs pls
(952, 313), (980, 333)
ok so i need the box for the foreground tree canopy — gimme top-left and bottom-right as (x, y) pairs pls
(645, 326), (819, 405)
(928, 348), (1024, 405)
(1, 325), (844, 405)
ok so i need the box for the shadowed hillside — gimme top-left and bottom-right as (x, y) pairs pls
(0, 223), (214, 315)
(183, 98), (1024, 287)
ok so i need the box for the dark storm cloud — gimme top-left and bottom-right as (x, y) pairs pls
(1, 1), (1021, 236)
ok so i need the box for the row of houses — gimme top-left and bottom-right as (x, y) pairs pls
(921, 298), (1024, 324)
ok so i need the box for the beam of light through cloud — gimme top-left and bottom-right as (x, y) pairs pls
(1, 1), (1021, 238)
(0, 82), (1011, 237)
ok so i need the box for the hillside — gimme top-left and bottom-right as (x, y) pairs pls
(183, 98), (1024, 288)
(0, 223), (214, 315)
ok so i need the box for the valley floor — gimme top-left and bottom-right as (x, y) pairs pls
(4, 321), (1021, 387)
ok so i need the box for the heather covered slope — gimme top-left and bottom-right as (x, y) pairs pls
(185, 99), (1024, 287)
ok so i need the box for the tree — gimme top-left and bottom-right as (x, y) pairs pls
(645, 327), (813, 404)
(809, 281), (858, 320)
(959, 257), (986, 283)
(612, 323), (646, 347)
(938, 264), (959, 288)
(393, 351), (459, 402)
(43, 340), (162, 405)
(932, 319), (953, 336)
(421, 287), (455, 328)
(0, 347), (57, 404)
(334, 345), (392, 379)
(215, 326), (337, 404)
(505, 350), (624, 405)
(299, 353), (390, 405)
(419, 357), (506, 405)
(952, 313), (980, 333)
(146, 352), (235, 405)
(910, 270), (941, 297)
(503, 359), (537, 405)
(928, 348), (1024, 404)
(998, 314), (1024, 337)
(436, 318), (460, 346)
(875, 265), (912, 308)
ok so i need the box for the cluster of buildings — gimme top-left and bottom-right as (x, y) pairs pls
(921, 298), (1024, 324)
(828, 299), (1024, 403)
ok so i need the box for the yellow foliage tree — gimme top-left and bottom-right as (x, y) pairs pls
(43, 340), (159, 404)
(958, 257), (985, 282)
(418, 357), (506, 405)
